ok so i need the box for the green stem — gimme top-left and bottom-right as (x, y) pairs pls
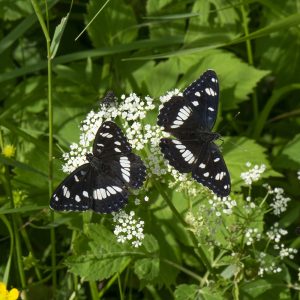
(30, 0), (56, 293)
(5, 167), (27, 299)
(154, 181), (212, 273)
(117, 273), (124, 300)
(0, 215), (14, 284)
(240, 3), (258, 121)
(17, 215), (42, 280)
(162, 258), (202, 282)
(89, 281), (99, 300)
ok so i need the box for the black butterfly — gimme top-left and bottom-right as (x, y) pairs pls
(50, 121), (146, 213)
(157, 70), (230, 197)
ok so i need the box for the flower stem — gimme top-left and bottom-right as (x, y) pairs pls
(30, 0), (57, 293)
(154, 181), (212, 273)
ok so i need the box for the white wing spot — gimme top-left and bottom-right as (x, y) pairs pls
(100, 188), (106, 199)
(175, 144), (185, 150)
(75, 195), (81, 202)
(173, 120), (183, 125)
(97, 143), (104, 147)
(192, 101), (199, 106)
(107, 186), (116, 195)
(122, 173), (130, 182)
(112, 186), (122, 193)
(114, 141), (121, 145)
(208, 107), (214, 112)
(82, 191), (89, 198)
(224, 185), (228, 190)
(122, 168), (130, 176)
(182, 150), (191, 158)
(215, 173), (221, 180)
(62, 185), (70, 198)
(214, 157), (220, 162)
(54, 195), (59, 201)
(172, 140), (181, 145)
(74, 175), (79, 182)
(204, 172), (209, 177)
(211, 77), (217, 82)
(199, 163), (206, 169)
(195, 92), (201, 97)
(115, 147), (121, 152)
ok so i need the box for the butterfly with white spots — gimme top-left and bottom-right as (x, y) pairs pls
(50, 121), (146, 213)
(157, 70), (231, 197)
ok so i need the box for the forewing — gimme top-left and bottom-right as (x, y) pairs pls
(50, 164), (91, 212)
(93, 121), (131, 158)
(192, 143), (230, 197)
(157, 96), (201, 139)
(183, 69), (219, 130)
(160, 138), (200, 173)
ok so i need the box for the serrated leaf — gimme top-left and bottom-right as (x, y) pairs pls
(134, 257), (159, 281)
(65, 254), (131, 281)
(177, 50), (270, 110)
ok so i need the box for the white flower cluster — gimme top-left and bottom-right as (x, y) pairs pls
(245, 228), (262, 246)
(208, 195), (237, 216)
(266, 223), (288, 243)
(258, 252), (282, 277)
(61, 93), (156, 173)
(112, 210), (145, 247)
(240, 162), (266, 185)
(275, 243), (298, 259)
(62, 143), (89, 173)
(268, 187), (291, 216)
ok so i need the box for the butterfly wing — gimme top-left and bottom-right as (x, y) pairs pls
(157, 96), (200, 140)
(50, 164), (92, 212)
(192, 143), (231, 197)
(93, 121), (146, 189)
(159, 138), (200, 173)
(89, 173), (128, 213)
(183, 69), (219, 131)
(93, 121), (132, 158)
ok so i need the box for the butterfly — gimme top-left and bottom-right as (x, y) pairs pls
(50, 121), (147, 213)
(157, 70), (230, 197)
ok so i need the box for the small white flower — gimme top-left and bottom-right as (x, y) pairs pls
(268, 187), (291, 216)
(112, 210), (145, 247)
(241, 163), (266, 185)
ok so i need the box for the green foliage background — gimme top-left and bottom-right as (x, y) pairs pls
(0, 0), (300, 299)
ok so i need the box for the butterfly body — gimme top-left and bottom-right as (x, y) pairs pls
(50, 121), (146, 214)
(158, 70), (230, 197)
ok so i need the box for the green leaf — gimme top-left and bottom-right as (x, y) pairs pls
(86, 0), (137, 48)
(50, 13), (70, 59)
(65, 223), (133, 280)
(273, 133), (300, 169)
(222, 137), (276, 190)
(143, 234), (159, 254)
(66, 253), (131, 281)
(134, 257), (160, 281)
(177, 50), (270, 110)
(174, 285), (224, 300)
